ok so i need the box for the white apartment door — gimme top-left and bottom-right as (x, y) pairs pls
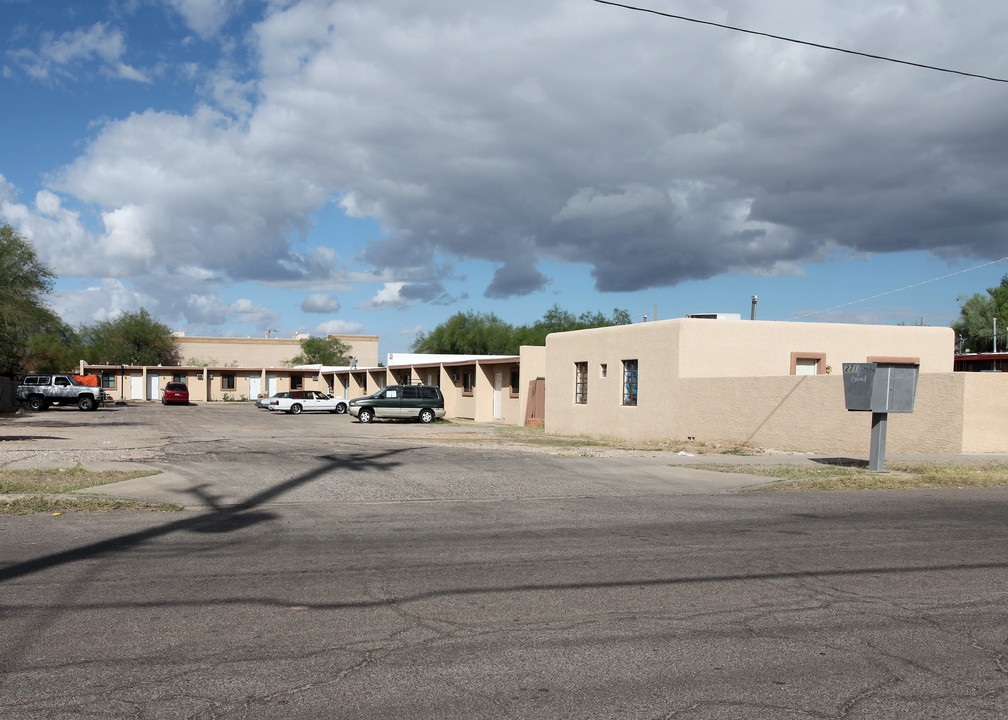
(146, 373), (159, 401)
(129, 375), (142, 400)
(493, 372), (503, 420)
(267, 375), (278, 396)
(248, 375), (262, 399)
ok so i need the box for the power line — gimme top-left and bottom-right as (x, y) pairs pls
(792, 256), (1008, 319)
(593, 0), (1008, 84)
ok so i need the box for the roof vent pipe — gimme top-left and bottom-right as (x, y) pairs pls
(751, 295), (758, 321)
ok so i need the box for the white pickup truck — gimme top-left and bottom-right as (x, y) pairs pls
(17, 374), (106, 411)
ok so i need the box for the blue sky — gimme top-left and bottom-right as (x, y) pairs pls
(3, 0), (1008, 360)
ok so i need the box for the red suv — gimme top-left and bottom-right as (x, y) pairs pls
(162, 382), (189, 405)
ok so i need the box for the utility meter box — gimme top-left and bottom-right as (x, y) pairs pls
(842, 362), (919, 413)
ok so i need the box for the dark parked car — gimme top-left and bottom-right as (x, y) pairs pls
(348, 384), (445, 424)
(162, 382), (189, 405)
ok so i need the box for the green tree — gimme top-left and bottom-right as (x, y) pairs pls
(952, 275), (1008, 352)
(412, 310), (515, 354)
(413, 305), (632, 354)
(288, 336), (352, 366)
(80, 308), (182, 366)
(21, 320), (81, 373)
(514, 305), (632, 347)
(0, 224), (63, 374)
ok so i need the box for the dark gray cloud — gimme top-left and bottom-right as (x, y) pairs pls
(9, 0), (1008, 311)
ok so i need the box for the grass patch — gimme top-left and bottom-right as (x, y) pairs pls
(688, 462), (1008, 491)
(0, 497), (183, 515)
(484, 425), (756, 454)
(0, 463), (158, 494)
(0, 464), (182, 514)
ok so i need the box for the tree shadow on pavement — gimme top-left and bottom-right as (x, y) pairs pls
(0, 447), (409, 583)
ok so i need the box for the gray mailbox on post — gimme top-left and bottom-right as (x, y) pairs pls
(842, 361), (920, 471)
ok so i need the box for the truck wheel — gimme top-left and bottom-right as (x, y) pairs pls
(358, 408), (374, 423)
(28, 395), (46, 411)
(78, 396), (95, 411)
(418, 408), (435, 424)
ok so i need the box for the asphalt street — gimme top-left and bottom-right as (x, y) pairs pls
(1, 404), (1006, 718)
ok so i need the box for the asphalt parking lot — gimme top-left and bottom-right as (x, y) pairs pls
(2, 403), (1007, 718)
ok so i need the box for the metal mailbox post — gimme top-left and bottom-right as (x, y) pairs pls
(842, 362), (920, 472)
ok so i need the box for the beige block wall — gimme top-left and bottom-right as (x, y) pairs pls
(676, 319), (953, 377)
(961, 373), (1008, 452)
(676, 373), (964, 454)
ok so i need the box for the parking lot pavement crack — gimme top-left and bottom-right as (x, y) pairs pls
(256, 655), (373, 702)
(835, 674), (905, 718)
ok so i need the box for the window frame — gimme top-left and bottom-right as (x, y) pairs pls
(622, 359), (638, 406)
(574, 361), (588, 404)
(789, 352), (826, 376)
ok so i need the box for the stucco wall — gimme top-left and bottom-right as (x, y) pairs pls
(548, 370), (969, 453)
(543, 318), (988, 453)
(545, 321), (682, 441)
(519, 345), (546, 425)
(676, 319), (953, 377)
(175, 335), (379, 368)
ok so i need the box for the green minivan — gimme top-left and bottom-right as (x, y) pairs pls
(348, 384), (446, 424)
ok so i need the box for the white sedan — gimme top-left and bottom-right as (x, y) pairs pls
(268, 389), (348, 415)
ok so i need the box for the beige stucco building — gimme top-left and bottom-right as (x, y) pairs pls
(544, 317), (1007, 453)
(81, 317), (1007, 454)
(327, 348), (545, 426)
(83, 332), (379, 403)
(174, 334), (379, 368)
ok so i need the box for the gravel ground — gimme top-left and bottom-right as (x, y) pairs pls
(3, 402), (1004, 473)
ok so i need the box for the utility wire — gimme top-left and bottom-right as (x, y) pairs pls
(792, 256), (1008, 319)
(593, 0), (1008, 84)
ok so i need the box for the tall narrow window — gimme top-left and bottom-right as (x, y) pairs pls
(622, 360), (638, 406)
(575, 362), (588, 404)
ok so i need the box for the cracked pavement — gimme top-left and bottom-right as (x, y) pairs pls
(1, 404), (1006, 718)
